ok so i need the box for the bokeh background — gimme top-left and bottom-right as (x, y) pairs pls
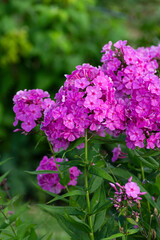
(1, 0), (160, 199)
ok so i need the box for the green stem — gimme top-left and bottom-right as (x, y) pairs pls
(48, 141), (69, 192)
(140, 162), (145, 181)
(140, 162), (150, 214)
(0, 209), (16, 237)
(84, 129), (94, 240)
(125, 207), (128, 240)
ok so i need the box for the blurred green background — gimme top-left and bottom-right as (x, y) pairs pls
(0, 0), (160, 199)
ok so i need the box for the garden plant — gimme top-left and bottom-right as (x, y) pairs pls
(12, 40), (160, 240)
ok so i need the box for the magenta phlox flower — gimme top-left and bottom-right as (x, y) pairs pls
(13, 89), (52, 132)
(37, 156), (82, 194)
(112, 144), (127, 162)
(101, 41), (112, 52)
(147, 134), (156, 149)
(86, 86), (102, 98)
(74, 77), (89, 89)
(21, 118), (36, 132)
(101, 40), (160, 149)
(63, 114), (75, 129)
(114, 40), (127, 50)
(125, 181), (141, 199)
(110, 177), (146, 209)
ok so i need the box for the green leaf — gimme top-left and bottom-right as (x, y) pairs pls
(55, 214), (90, 240)
(62, 137), (84, 155)
(92, 201), (111, 215)
(32, 182), (69, 203)
(25, 170), (58, 175)
(89, 165), (114, 183)
(134, 150), (159, 170)
(90, 136), (124, 145)
(127, 218), (138, 226)
(0, 171), (10, 184)
(0, 203), (28, 233)
(59, 169), (70, 186)
(64, 213), (91, 233)
(38, 204), (85, 216)
(57, 160), (84, 167)
(34, 136), (45, 150)
(141, 150), (160, 158)
(91, 184), (107, 232)
(102, 229), (139, 239)
(89, 176), (104, 193)
(17, 223), (36, 240)
(47, 190), (85, 204)
(0, 157), (12, 166)
(95, 216), (115, 239)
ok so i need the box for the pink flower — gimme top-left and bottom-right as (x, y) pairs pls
(112, 145), (127, 162)
(37, 156), (81, 194)
(124, 182), (141, 199)
(63, 114), (75, 129)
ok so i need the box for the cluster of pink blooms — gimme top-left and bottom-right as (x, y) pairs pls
(110, 177), (146, 209)
(36, 156), (82, 194)
(13, 40), (160, 151)
(101, 40), (160, 149)
(13, 89), (54, 132)
(41, 64), (125, 151)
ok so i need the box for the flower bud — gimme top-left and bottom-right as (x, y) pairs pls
(137, 201), (141, 209)
(151, 229), (156, 239)
(154, 208), (158, 216)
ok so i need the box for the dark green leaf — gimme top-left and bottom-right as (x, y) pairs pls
(134, 150), (159, 170)
(89, 176), (104, 194)
(38, 204), (85, 216)
(89, 166), (114, 183)
(25, 170), (58, 175)
(102, 229), (139, 239)
(0, 157), (12, 166)
(32, 182), (69, 203)
(55, 214), (90, 240)
(64, 213), (91, 233)
(47, 190), (85, 204)
(63, 137), (84, 155)
(0, 203), (28, 233)
(0, 171), (10, 184)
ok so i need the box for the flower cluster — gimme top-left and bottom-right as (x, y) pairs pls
(41, 64), (126, 151)
(101, 40), (160, 149)
(13, 41), (160, 151)
(36, 156), (81, 194)
(110, 177), (146, 209)
(13, 89), (54, 132)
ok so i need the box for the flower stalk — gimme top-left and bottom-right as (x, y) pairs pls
(84, 129), (94, 240)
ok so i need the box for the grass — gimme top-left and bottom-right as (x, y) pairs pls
(21, 204), (70, 240)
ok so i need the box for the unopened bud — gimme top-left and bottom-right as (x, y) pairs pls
(151, 229), (156, 239)
(154, 208), (158, 216)
(119, 227), (123, 233)
(158, 214), (160, 224)
(136, 215), (139, 222)
(137, 201), (141, 209)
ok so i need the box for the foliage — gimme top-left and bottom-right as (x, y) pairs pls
(0, 0), (131, 197)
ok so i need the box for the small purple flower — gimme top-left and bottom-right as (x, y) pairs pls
(124, 181), (141, 199)
(37, 156), (82, 194)
(112, 145), (127, 162)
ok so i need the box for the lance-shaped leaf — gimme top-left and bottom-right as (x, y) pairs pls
(47, 190), (85, 204)
(102, 229), (139, 240)
(89, 165), (114, 183)
(38, 204), (85, 216)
